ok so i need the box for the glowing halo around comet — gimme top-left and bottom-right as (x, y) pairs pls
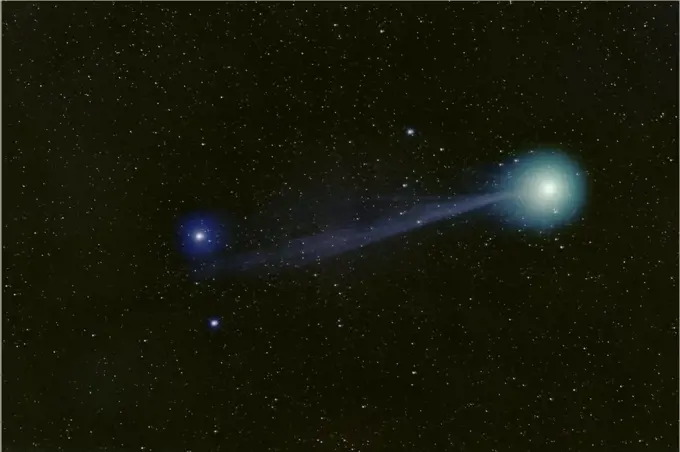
(500, 150), (587, 229)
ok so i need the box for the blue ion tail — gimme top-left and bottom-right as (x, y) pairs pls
(198, 191), (510, 278)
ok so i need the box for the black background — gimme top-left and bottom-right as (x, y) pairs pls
(4, 3), (678, 451)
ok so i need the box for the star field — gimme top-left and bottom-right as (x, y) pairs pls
(3, 3), (678, 451)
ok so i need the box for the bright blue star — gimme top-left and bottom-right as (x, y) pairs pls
(208, 317), (220, 329)
(177, 213), (227, 258)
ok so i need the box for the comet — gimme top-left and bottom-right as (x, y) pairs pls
(179, 150), (587, 277)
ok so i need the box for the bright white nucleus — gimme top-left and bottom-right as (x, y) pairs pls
(541, 181), (557, 196)
(195, 232), (206, 241)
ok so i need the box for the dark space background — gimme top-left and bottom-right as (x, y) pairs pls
(3, 2), (678, 451)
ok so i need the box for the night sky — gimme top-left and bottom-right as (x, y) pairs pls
(4, 2), (679, 451)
